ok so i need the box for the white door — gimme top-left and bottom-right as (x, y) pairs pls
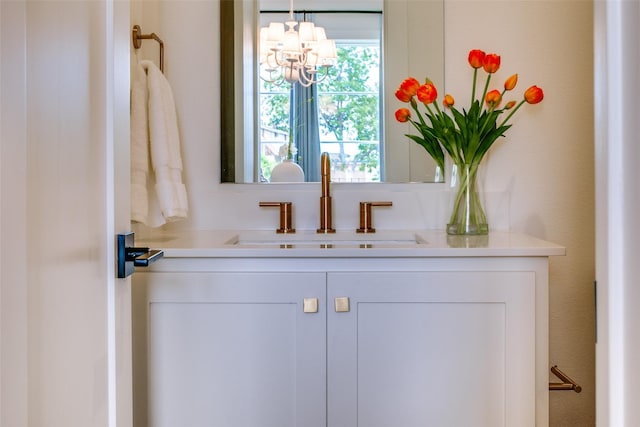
(0, 0), (132, 425)
(594, 1), (640, 425)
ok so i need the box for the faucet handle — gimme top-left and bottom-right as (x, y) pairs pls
(357, 201), (393, 233)
(259, 202), (295, 233)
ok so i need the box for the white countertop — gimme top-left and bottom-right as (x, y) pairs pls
(137, 230), (566, 258)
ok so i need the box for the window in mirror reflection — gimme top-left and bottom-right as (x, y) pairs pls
(259, 11), (382, 182)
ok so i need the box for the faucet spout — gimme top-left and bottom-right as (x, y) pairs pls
(317, 152), (335, 233)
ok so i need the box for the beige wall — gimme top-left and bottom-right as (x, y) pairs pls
(445, 1), (595, 424)
(133, 0), (596, 424)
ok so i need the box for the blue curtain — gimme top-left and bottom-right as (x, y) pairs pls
(291, 81), (321, 182)
(288, 12), (321, 182)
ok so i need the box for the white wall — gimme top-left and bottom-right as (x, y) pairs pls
(132, 0), (595, 424)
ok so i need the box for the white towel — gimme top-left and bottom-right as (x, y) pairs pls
(130, 63), (150, 223)
(130, 60), (189, 227)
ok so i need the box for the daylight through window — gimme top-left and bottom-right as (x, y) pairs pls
(259, 11), (382, 182)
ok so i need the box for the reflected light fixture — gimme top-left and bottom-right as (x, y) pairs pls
(259, 0), (337, 87)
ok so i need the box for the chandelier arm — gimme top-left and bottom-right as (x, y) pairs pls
(260, 65), (287, 86)
(260, 74), (285, 86)
(313, 71), (329, 85)
(297, 76), (315, 87)
(270, 49), (290, 68)
(302, 65), (331, 86)
(298, 49), (312, 68)
(296, 66), (317, 86)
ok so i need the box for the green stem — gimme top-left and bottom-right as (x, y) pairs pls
(498, 99), (526, 128)
(471, 68), (478, 103)
(433, 99), (443, 116)
(411, 101), (429, 128)
(448, 162), (487, 234)
(480, 74), (492, 107)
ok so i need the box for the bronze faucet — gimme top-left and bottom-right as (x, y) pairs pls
(317, 152), (336, 233)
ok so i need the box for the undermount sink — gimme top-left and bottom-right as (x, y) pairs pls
(225, 230), (428, 247)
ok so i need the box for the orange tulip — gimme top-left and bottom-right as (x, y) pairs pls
(393, 50), (543, 180)
(443, 94), (455, 108)
(395, 77), (420, 102)
(483, 53), (501, 73)
(485, 89), (502, 108)
(468, 49), (486, 69)
(524, 85), (544, 104)
(395, 89), (411, 103)
(416, 83), (438, 104)
(395, 108), (411, 123)
(504, 74), (518, 91)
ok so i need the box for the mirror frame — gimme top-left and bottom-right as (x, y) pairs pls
(220, 0), (444, 184)
(220, 0), (238, 183)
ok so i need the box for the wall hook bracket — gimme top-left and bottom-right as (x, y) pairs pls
(549, 365), (582, 393)
(117, 232), (164, 278)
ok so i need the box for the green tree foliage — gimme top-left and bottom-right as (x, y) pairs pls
(317, 45), (379, 144)
(260, 80), (290, 134)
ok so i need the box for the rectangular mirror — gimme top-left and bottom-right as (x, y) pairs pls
(220, 0), (444, 184)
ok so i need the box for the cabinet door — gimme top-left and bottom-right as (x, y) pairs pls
(327, 271), (536, 427)
(134, 272), (327, 427)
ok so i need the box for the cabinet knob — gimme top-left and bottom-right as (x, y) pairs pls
(357, 201), (393, 233)
(334, 297), (350, 313)
(259, 201), (295, 233)
(303, 298), (319, 313)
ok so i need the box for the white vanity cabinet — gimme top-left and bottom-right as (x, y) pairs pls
(132, 234), (560, 427)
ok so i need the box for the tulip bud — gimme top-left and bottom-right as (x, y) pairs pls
(504, 74), (518, 91)
(468, 49), (486, 69)
(395, 108), (411, 123)
(524, 85), (544, 104)
(485, 89), (502, 108)
(443, 94), (455, 108)
(505, 100), (516, 110)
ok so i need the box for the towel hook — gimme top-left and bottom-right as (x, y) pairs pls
(132, 24), (164, 73)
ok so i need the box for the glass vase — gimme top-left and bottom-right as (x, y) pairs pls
(447, 162), (488, 235)
(434, 165), (444, 183)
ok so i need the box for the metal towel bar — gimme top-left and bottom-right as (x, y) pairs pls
(549, 365), (582, 393)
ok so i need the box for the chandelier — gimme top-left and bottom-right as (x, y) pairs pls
(259, 0), (337, 87)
